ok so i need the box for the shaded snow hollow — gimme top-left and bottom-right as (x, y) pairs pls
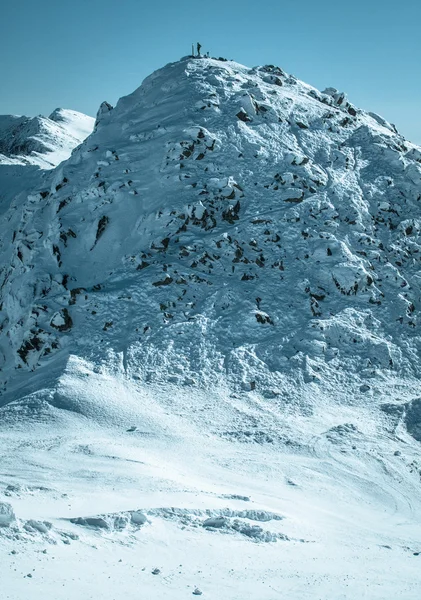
(1, 56), (421, 600)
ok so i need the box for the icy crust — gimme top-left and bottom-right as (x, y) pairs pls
(0, 500), (289, 545)
(1, 57), (421, 422)
(68, 507), (290, 543)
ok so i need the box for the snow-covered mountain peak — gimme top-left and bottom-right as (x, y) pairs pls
(0, 108), (94, 169)
(47, 108), (94, 142)
(1, 55), (421, 426)
(0, 107), (94, 221)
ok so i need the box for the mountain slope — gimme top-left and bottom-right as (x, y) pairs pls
(0, 108), (94, 221)
(1, 57), (421, 407)
(0, 108), (94, 168)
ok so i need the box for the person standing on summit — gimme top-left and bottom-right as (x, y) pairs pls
(197, 42), (202, 56)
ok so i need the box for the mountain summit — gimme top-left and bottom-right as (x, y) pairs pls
(1, 56), (421, 599)
(2, 56), (421, 409)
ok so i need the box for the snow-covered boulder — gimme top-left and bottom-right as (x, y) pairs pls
(0, 502), (15, 527)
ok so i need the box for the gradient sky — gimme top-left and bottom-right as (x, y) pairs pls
(1, 0), (420, 143)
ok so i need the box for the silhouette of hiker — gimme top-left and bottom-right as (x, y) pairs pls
(197, 42), (202, 56)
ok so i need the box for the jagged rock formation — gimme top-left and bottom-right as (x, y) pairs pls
(0, 57), (421, 436)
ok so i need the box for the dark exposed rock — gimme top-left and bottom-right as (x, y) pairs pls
(222, 201), (241, 223)
(152, 276), (173, 287)
(137, 261), (150, 270)
(50, 308), (73, 332)
(69, 288), (86, 305)
(71, 517), (109, 529)
(255, 312), (274, 325)
(236, 110), (252, 123)
(95, 216), (109, 244)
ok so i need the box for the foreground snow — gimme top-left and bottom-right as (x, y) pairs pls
(1, 358), (421, 599)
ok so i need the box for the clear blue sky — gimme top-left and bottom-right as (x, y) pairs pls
(2, 0), (420, 143)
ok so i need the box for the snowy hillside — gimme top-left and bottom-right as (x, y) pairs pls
(0, 108), (94, 168)
(1, 57), (421, 599)
(0, 108), (94, 219)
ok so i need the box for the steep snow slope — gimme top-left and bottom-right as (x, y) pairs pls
(1, 57), (421, 599)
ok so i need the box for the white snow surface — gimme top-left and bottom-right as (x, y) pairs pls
(1, 56), (421, 599)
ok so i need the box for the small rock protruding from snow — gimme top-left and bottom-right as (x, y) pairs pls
(24, 520), (52, 533)
(130, 511), (147, 525)
(50, 308), (73, 332)
(404, 398), (421, 442)
(203, 516), (227, 528)
(94, 101), (114, 130)
(322, 87), (347, 106)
